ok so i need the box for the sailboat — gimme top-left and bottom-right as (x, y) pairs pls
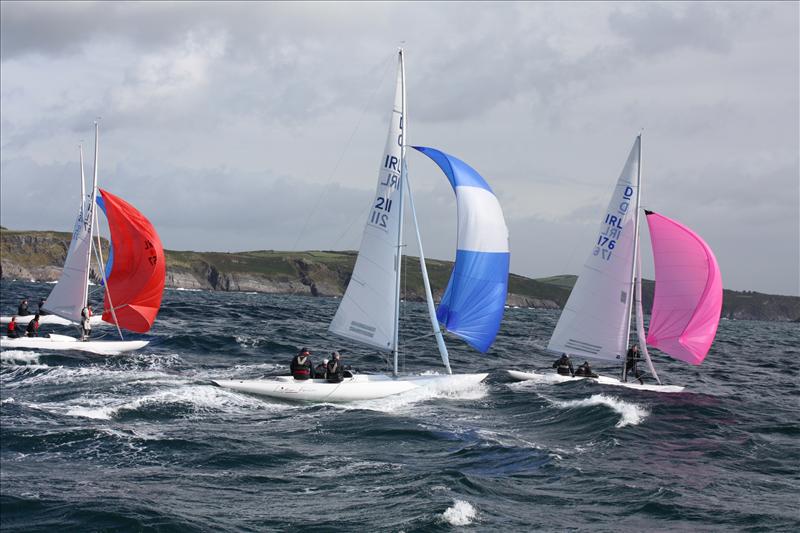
(1, 123), (165, 356)
(213, 49), (509, 402)
(507, 134), (722, 393)
(1, 146), (105, 328)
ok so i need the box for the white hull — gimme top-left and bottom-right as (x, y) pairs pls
(505, 369), (685, 393)
(0, 333), (148, 355)
(1, 315), (104, 326)
(213, 373), (488, 402)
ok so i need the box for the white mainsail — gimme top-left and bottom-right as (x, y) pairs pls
(43, 133), (99, 323)
(547, 136), (641, 362)
(329, 55), (405, 352)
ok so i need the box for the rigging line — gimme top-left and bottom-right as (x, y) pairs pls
(288, 52), (395, 253)
(330, 202), (372, 249)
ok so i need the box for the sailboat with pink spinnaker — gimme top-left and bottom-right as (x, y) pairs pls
(507, 134), (722, 392)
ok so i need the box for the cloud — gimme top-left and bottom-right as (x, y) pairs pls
(1, 2), (797, 295)
(608, 3), (735, 56)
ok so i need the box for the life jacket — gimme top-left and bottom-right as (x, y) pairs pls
(26, 320), (38, 336)
(7, 321), (15, 332)
(291, 355), (312, 379)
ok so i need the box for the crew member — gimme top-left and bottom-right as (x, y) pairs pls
(314, 359), (329, 379)
(290, 347), (313, 380)
(26, 314), (40, 337)
(80, 306), (93, 341)
(6, 317), (19, 338)
(326, 351), (344, 383)
(575, 361), (597, 378)
(18, 299), (29, 316)
(552, 353), (574, 377)
(624, 344), (644, 384)
(38, 298), (48, 315)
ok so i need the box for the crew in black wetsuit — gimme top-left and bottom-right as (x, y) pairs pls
(6, 317), (19, 338)
(290, 347), (313, 380)
(18, 299), (29, 316)
(624, 344), (644, 384)
(575, 361), (598, 378)
(314, 359), (329, 379)
(552, 353), (574, 377)
(26, 314), (40, 338)
(38, 298), (48, 315)
(326, 351), (344, 383)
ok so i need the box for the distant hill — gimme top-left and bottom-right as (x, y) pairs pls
(2, 228), (798, 321)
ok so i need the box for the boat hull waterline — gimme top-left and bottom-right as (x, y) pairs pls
(505, 369), (685, 393)
(0, 333), (148, 355)
(212, 373), (489, 402)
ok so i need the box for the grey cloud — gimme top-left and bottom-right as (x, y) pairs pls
(608, 3), (736, 56)
(1, 2), (797, 295)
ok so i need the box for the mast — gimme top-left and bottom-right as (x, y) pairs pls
(622, 133), (643, 381)
(391, 49), (406, 377)
(82, 122), (100, 312)
(90, 121), (124, 340)
(397, 49), (452, 374)
(633, 132), (661, 384)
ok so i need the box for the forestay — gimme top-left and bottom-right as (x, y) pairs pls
(645, 211), (722, 365)
(547, 137), (641, 361)
(329, 59), (405, 352)
(413, 146), (509, 352)
(99, 189), (165, 333)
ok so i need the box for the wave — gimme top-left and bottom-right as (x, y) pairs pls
(1, 350), (41, 365)
(550, 394), (649, 428)
(50, 384), (290, 421)
(441, 499), (477, 526)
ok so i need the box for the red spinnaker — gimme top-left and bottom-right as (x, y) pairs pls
(99, 188), (165, 333)
(645, 212), (722, 365)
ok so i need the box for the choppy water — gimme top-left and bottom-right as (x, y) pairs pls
(1, 279), (798, 532)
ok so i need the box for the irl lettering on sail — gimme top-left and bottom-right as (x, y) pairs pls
(593, 185), (634, 261)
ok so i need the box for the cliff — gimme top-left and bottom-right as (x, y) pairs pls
(2, 229), (798, 321)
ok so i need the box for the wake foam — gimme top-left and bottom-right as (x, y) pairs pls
(551, 394), (649, 427)
(1, 350), (41, 365)
(334, 376), (488, 414)
(441, 499), (477, 526)
(60, 384), (289, 420)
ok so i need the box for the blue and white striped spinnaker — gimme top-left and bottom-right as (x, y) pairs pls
(413, 146), (510, 352)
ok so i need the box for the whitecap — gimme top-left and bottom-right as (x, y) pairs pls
(551, 394), (649, 427)
(60, 384), (290, 420)
(1, 350), (41, 365)
(441, 499), (477, 526)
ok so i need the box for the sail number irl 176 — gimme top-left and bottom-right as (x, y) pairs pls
(593, 185), (634, 261)
(368, 154), (401, 231)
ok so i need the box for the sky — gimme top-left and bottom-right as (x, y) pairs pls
(1, 1), (798, 296)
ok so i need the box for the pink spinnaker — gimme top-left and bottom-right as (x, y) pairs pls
(645, 212), (722, 365)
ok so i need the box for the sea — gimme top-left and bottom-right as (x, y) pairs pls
(1, 279), (798, 532)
